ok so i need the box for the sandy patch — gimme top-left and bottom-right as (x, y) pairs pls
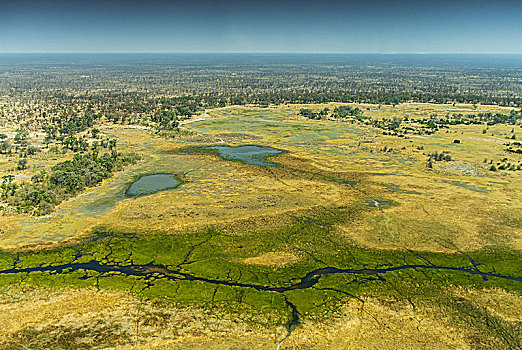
(242, 251), (300, 267)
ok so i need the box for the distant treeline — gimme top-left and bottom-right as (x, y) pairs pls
(225, 91), (521, 107)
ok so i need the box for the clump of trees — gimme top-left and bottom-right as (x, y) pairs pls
(506, 141), (522, 154)
(1, 151), (139, 216)
(332, 105), (363, 118)
(299, 106), (363, 120)
(426, 151), (453, 169)
(151, 109), (180, 131)
(50, 152), (134, 193)
(486, 154), (521, 172)
(299, 108), (329, 120)
(0, 134), (10, 154)
(428, 151), (453, 162)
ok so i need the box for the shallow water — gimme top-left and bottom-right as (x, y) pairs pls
(385, 183), (423, 195)
(206, 145), (283, 166)
(126, 174), (181, 197)
(442, 179), (488, 193)
(367, 199), (392, 208)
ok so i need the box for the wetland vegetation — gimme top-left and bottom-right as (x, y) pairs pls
(125, 174), (182, 197)
(0, 54), (521, 349)
(205, 145), (284, 166)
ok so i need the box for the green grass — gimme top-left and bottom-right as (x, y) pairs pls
(0, 203), (520, 328)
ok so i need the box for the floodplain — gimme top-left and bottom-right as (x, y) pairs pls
(0, 102), (521, 349)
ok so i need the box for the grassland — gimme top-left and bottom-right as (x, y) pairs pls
(0, 103), (521, 349)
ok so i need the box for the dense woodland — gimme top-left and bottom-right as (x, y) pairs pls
(1, 55), (521, 130)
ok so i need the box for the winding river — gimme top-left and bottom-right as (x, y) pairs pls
(1, 256), (520, 342)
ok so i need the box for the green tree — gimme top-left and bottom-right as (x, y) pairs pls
(17, 158), (28, 170)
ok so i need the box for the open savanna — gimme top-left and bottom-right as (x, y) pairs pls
(0, 103), (520, 349)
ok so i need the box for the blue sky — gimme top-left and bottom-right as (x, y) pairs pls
(1, 0), (521, 53)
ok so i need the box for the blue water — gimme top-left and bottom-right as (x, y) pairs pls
(206, 145), (283, 166)
(126, 174), (181, 197)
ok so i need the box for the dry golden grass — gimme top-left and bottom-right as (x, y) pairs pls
(242, 251), (301, 267)
(0, 285), (519, 350)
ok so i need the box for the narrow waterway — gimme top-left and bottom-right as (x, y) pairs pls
(1, 252), (520, 349)
(3, 259), (520, 291)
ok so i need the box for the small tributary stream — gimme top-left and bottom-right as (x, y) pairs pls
(0, 256), (520, 347)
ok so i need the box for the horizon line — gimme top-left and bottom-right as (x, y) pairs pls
(2, 52), (522, 55)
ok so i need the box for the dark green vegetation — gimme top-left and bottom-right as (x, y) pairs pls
(299, 106), (364, 120)
(0, 202), (520, 332)
(506, 141), (522, 156)
(376, 110), (521, 137)
(1, 152), (139, 215)
(125, 173), (182, 197)
(205, 145), (284, 166)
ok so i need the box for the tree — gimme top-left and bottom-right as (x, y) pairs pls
(17, 158), (28, 170)
(0, 140), (11, 154)
(27, 146), (39, 155)
(31, 171), (46, 183)
(91, 128), (100, 138)
(14, 129), (28, 144)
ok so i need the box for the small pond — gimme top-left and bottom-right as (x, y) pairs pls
(205, 145), (284, 166)
(126, 174), (181, 197)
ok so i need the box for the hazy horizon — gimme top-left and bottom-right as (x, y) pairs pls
(2, 0), (522, 54)
(2, 52), (522, 55)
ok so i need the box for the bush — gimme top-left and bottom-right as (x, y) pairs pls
(27, 146), (40, 155)
(17, 158), (28, 170)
